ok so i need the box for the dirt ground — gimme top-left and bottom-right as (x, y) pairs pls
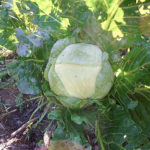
(0, 85), (46, 150)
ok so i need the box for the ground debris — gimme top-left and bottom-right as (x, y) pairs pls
(0, 137), (30, 150)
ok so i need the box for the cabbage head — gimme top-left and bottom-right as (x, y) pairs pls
(44, 38), (114, 109)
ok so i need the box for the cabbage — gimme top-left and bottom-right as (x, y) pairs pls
(44, 38), (114, 109)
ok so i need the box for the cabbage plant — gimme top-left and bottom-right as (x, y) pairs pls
(44, 38), (114, 109)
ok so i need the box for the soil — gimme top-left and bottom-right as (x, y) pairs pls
(0, 86), (47, 150)
(0, 57), (49, 150)
(0, 86), (19, 105)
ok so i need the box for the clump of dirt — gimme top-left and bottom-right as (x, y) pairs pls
(0, 86), (19, 105)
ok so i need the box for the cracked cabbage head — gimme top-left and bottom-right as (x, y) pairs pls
(44, 38), (114, 109)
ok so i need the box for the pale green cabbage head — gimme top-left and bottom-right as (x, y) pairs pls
(44, 38), (114, 109)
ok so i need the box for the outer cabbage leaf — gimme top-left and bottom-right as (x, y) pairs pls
(7, 60), (43, 95)
(44, 37), (75, 81)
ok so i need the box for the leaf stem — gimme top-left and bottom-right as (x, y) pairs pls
(26, 96), (43, 102)
(96, 120), (105, 150)
(103, 0), (109, 10)
(24, 59), (45, 63)
(104, 0), (124, 30)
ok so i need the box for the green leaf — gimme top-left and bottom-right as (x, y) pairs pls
(17, 77), (41, 95)
(0, 70), (8, 79)
(98, 105), (149, 150)
(49, 108), (91, 148)
(52, 124), (71, 141)
(71, 113), (88, 125)
(18, 1), (65, 38)
(71, 114), (83, 125)
(16, 28), (52, 59)
(7, 60), (43, 95)
(130, 88), (150, 136)
(0, 6), (26, 50)
(97, 1), (149, 52)
(71, 109), (96, 126)
(52, 0), (92, 28)
(127, 101), (138, 110)
(114, 42), (150, 106)
(48, 109), (64, 121)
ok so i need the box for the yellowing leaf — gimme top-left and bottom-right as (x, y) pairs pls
(139, 15), (150, 36)
(48, 140), (85, 150)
